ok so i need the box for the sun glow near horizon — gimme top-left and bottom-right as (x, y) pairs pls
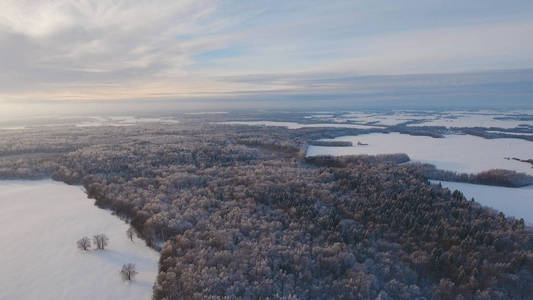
(0, 0), (533, 104)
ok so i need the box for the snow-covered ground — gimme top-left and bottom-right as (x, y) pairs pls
(306, 133), (533, 175)
(407, 112), (533, 129)
(303, 110), (533, 129)
(334, 112), (430, 126)
(486, 130), (533, 136)
(220, 120), (381, 129)
(434, 181), (533, 225)
(304, 111), (432, 126)
(0, 180), (159, 300)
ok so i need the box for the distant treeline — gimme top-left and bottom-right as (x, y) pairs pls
(305, 153), (410, 167)
(307, 140), (353, 147)
(411, 163), (533, 187)
(307, 154), (533, 187)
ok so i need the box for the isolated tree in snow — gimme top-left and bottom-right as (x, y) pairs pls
(77, 236), (91, 251)
(120, 263), (137, 281)
(126, 227), (136, 242)
(93, 234), (109, 250)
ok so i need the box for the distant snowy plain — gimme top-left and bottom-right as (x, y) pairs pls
(220, 120), (381, 129)
(304, 110), (533, 128)
(0, 180), (158, 300)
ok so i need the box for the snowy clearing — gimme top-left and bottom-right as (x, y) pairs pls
(304, 110), (533, 129)
(0, 180), (159, 300)
(408, 112), (532, 129)
(306, 133), (533, 175)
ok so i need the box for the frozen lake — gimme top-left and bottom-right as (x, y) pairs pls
(0, 180), (159, 300)
(409, 112), (533, 129)
(306, 133), (533, 175)
(435, 181), (533, 225)
(304, 110), (533, 129)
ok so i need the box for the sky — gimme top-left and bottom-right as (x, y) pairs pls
(0, 0), (532, 107)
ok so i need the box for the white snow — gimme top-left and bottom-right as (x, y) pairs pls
(219, 121), (381, 129)
(306, 133), (533, 175)
(332, 112), (428, 126)
(486, 130), (533, 136)
(0, 180), (159, 300)
(304, 110), (533, 129)
(434, 181), (533, 225)
(409, 112), (532, 129)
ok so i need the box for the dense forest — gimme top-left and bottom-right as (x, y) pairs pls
(409, 163), (533, 188)
(0, 123), (532, 299)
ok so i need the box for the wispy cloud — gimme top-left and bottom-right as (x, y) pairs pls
(0, 0), (532, 102)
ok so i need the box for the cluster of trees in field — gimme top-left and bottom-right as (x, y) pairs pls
(410, 163), (533, 187)
(76, 234), (109, 251)
(76, 232), (138, 281)
(1, 124), (533, 299)
(121, 263), (138, 281)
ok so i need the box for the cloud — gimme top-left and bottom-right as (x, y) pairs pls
(219, 68), (533, 99)
(0, 0), (532, 102)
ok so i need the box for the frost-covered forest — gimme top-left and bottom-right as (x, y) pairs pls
(1, 122), (533, 299)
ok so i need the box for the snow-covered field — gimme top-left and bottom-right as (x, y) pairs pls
(303, 111), (430, 126)
(408, 113), (532, 128)
(435, 181), (533, 225)
(306, 133), (533, 175)
(303, 110), (533, 129)
(486, 130), (533, 136)
(332, 112), (431, 126)
(0, 180), (159, 300)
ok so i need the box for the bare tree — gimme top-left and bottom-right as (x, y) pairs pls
(120, 263), (138, 281)
(77, 236), (91, 251)
(126, 227), (136, 242)
(93, 234), (109, 250)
